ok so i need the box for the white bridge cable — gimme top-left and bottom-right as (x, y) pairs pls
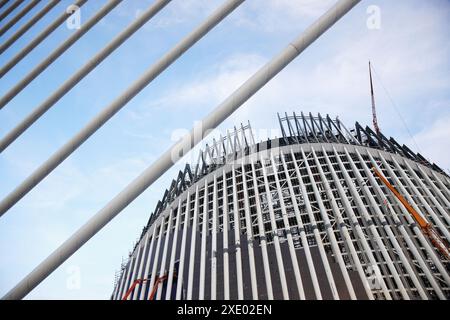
(1, 0), (361, 300)
(0, 0), (40, 37)
(0, 0), (59, 55)
(0, 0), (245, 217)
(0, 0), (122, 103)
(0, 0), (9, 10)
(0, 0), (24, 22)
(0, 0), (88, 78)
(0, 0), (123, 100)
(0, 0), (172, 152)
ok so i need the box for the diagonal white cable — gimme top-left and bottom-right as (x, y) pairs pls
(0, 0), (244, 217)
(0, 0), (24, 22)
(0, 0), (88, 78)
(0, 0), (122, 103)
(0, 0), (59, 54)
(0, 0), (40, 37)
(1, 0), (361, 300)
(0, 0), (11, 10)
(0, 0), (172, 152)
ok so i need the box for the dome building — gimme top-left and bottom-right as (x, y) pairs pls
(111, 112), (450, 300)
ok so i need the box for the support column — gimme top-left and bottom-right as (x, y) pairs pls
(211, 174), (218, 300)
(289, 149), (338, 299)
(231, 165), (244, 299)
(259, 155), (290, 299)
(222, 170), (230, 300)
(166, 199), (183, 299)
(269, 153), (307, 299)
(370, 152), (446, 298)
(240, 160), (259, 299)
(294, 148), (354, 299)
(187, 186), (200, 299)
(199, 180), (209, 300)
(320, 146), (392, 299)
(339, 147), (409, 299)
(354, 148), (428, 299)
(310, 147), (375, 299)
(249, 158), (274, 299)
(138, 226), (157, 300)
(175, 191), (191, 300)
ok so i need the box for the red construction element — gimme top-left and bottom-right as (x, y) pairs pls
(121, 272), (176, 300)
(148, 274), (169, 300)
(121, 278), (148, 300)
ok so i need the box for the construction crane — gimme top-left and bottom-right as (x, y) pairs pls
(121, 273), (173, 300)
(372, 166), (450, 260)
(369, 61), (381, 135)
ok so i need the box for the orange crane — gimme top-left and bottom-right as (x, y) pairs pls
(372, 166), (450, 260)
(121, 278), (147, 300)
(148, 274), (169, 300)
(121, 273), (173, 300)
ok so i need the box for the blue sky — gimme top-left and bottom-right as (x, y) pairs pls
(0, 0), (449, 299)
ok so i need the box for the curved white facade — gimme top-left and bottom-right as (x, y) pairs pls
(112, 113), (450, 300)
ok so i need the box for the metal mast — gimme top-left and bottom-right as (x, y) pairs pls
(369, 61), (381, 135)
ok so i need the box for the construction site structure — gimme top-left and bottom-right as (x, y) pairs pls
(112, 112), (450, 300)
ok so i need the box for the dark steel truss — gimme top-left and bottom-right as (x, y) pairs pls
(130, 112), (447, 255)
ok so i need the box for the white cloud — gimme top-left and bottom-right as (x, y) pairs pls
(410, 114), (450, 174)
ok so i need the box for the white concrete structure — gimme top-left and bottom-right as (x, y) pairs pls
(113, 113), (450, 300)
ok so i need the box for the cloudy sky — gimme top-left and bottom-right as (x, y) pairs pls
(0, 0), (449, 299)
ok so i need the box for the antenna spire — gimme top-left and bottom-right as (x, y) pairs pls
(369, 61), (381, 135)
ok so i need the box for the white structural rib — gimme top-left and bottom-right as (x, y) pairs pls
(259, 154), (290, 299)
(210, 175), (218, 299)
(199, 180), (209, 300)
(125, 238), (144, 300)
(283, 150), (318, 299)
(268, 153), (305, 300)
(221, 170), (231, 300)
(138, 226), (157, 300)
(240, 160), (259, 299)
(231, 165), (244, 299)
(155, 208), (174, 300)
(369, 152), (446, 299)
(336, 147), (409, 299)
(187, 185), (200, 299)
(354, 149), (428, 300)
(147, 218), (165, 299)
(1, 0), (361, 300)
(165, 199), (182, 300)
(292, 149), (355, 299)
(132, 229), (152, 300)
(249, 158), (274, 299)
(392, 158), (450, 238)
(175, 191), (191, 300)
(320, 146), (392, 300)
(293, 149), (339, 299)
(309, 147), (375, 299)
(377, 153), (450, 287)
